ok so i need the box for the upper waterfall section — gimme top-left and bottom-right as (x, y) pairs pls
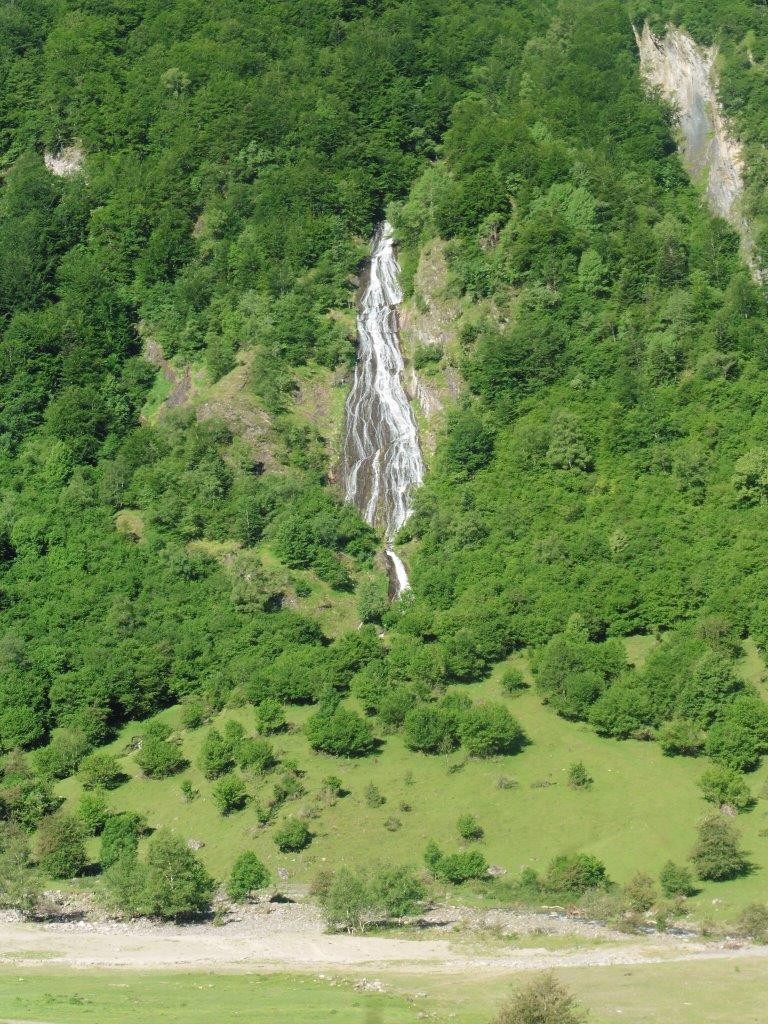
(634, 22), (761, 280)
(340, 222), (424, 546)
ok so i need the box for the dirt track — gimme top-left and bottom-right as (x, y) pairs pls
(0, 904), (764, 974)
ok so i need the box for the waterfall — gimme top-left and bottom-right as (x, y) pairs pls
(341, 221), (424, 596)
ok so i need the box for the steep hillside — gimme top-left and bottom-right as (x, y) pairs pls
(1, 0), (768, 933)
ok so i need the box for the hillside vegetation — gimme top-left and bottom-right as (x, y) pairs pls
(1, 0), (768, 931)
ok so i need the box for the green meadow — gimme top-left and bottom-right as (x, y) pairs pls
(56, 644), (768, 921)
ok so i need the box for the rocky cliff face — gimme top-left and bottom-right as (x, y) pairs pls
(634, 22), (760, 278)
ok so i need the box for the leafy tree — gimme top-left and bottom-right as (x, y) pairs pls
(622, 872), (656, 912)
(136, 735), (187, 779)
(0, 825), (40, 916)
(459, 703), (526, 757)
(319, 867), (371, 932)
(228, 852), (270, 902)
(431, 849), (488, 884)
(690, 815), (749, 881)
(36, 814), (86, 879)
(657, 720), (705, 757)
(142, 831), (215, 920)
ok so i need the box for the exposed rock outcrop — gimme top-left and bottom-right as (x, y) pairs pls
(44, 144), (85, 177)
(634, 22), (761, 279)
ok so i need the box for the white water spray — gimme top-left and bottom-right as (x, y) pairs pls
(341, 222), (424, 596)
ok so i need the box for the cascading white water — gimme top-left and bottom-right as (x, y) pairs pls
(341, 221), (424, 596)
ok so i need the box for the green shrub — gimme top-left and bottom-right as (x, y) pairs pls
(459, 703), (526, 757)
(32, 729), (91, 781)
(738, 903), (768, 943)
(142, 831), (215, 920)
(80, 752), (125, 790)
(212, 773), (248, 815)
(567, 762), (592, 789)
(403, 704), (458, 754)
(274, 819), (312, 852)
(180, 699), (208, 730)
(318, 867), (371, 932)
(543, 853), (608, 896)
(659, 860), (696, 898)
(698, 765), (753, 811)
(199, 728), (235, 779)
(658, 719), (705, 757)
(235, 737), (276, 774)
(255, 699), (286, 735)
(305, 706), (374, 757)
(499, 668), (527, 695)
(136, 736), (186, 779)
(622, 871), (656, 912)
(100, 813), (146, 870)
(457, 813), (484, 840)
(228, 851), (270, 902)
(77, 789), (110, 836)
(690, 814), (749, 881)
(370, 864), (426, 918)
(364, 783), (386, 808)
(425, 841), (487, 883)
(36, 814), (86, 879)
(493, 973), (585, 1024)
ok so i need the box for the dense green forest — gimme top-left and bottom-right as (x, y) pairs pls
(2, 0), (768, 912)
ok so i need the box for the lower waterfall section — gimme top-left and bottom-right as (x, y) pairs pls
(340, 222), (424, 597)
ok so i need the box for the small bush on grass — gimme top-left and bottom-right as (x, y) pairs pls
(543, 853), (609, 897)
(457, 813), (484, 840)
(567, 762), (592, 789)
(698, 765), (753, 811)
(622, 871), (657, 912)
(274, 819), (312, 852)
(80, 752), (125, 790)
(738, 903), (768, 943)
(659, 860), (696, 898)
(364, 783), (386, 808)
(212, 773), (248, 815)
(77, 789), (110, 836)
(499, 668), (528, 695)
(136, 735), (187, 778)
(228, 852), (270, 902)
(493, 972), (586, 1024)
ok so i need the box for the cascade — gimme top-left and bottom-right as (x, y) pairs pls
(340, 222), (424, 596)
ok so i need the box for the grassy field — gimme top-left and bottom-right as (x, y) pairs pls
(1, 959), (767, 1024)
(55, 643), (768, 921)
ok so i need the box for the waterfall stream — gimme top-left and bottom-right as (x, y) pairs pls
(340, 221), (424, 596)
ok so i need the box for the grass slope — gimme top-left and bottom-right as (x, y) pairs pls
(56, 645), (768, 920)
